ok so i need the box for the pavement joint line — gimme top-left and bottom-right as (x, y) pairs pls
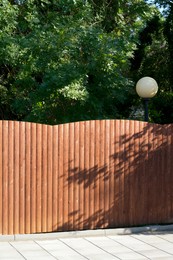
(84, 236), (121, 260)
(156, 234), (173, 244)
(59, 238), (89, 260)
(33, 240), (58, 260)
(9, 242), (27, 260)
(130, 234), (173, 257)
(107, 235), (150, 260)
(0, 224), (173, 242)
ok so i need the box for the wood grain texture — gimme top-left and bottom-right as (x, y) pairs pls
(0, 120), (173, 235)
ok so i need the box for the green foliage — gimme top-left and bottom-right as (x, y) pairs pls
(129, 0), (173, 124)
(1, 0), (169, 124)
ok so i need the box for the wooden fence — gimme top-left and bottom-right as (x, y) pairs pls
(0, 119), (173, 235)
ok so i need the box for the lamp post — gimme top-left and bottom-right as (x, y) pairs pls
(136, 76), (158, 122)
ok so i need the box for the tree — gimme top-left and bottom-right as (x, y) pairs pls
(129, 0), (173, 123)
(0, 0), (158, 124)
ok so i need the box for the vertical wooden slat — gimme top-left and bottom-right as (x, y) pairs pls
(89, 120), (95, 229)
(74, 122), (79, 229)
(165, 124), (171, 222)
(104, 120), (110, 227)
(42, 124), (48, 232)
(58, 124), (63, 231)
(31, 123), (36, 233)
(19, 122), (25, 234)
(133, 120), (140, 226)
(168, 124), (172, 221)
(99, 120), (105, 228)
(137, 121), (146, 225)
(25, 122), (31, 234)
(153, 123), (160, 223)
(129, 120), (135, 226)
(161, 124), (167, 222)
(47, 125), (53, 232)
(63, 123), (69, 230)
(157, 124), (163, 223)
(79, 121), (85, 230)
(14, 121), (19, 234)
(147, 124), (155, 223)
(68, 123), (74, 230)
(94, 120), (100, 228)
(8, 121), (14, 234)
(2, 121), (8, 234)
(114, 120), (120, 226)
(84, 121), (90, 229)
(123, 120), (130, 225)
(52, 126), (58, 231)
(170, 125), (173, 220)
(36, 123), (42, 232)
(151, 123), (159, 223)
(0, 121), (2, 234)
(119, 120), (125, 226)
(109, 120), (115, 227)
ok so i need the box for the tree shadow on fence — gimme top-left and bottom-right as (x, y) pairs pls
(53, 121), (173, 233)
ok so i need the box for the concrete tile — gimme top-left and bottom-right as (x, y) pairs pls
(137, 249), (172, 259)
(0, 236), (14, 242)
(60, 237), (122, 259)
(0, 256), (25, 260)
(85, 236), (137, 254)
(56, 257), (87, 260)
(9, 240), (55, 259)
(36, 239), (86, 259)
(0, 243), (24, 260)
(131, 234), (173, 255)
(86, 254), (119, 260)
(108, 234), (153, 250)
(152, 256), (173, 260)
(114, 252), (148, 259)
(157, 233), (173, 243)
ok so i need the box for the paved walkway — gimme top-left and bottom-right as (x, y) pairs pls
(1, 231), (173, 259)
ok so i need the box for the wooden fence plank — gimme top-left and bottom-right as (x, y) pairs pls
(104, 120), (110, 228)
(79, 121), (85, 230)
(42, 124), (48, 232)
(31, 123), (36, 233)
(19, 122), (26, 234)
(99, 120), (105, 228)
(2, 121), (9, 234)
(8, 121), (14, 234)
(89, 120), (95, 229)
(68, 122), (74, 230)
(84, 121), (90, 229)
(133, 120), (140, 227)
(63, 123), (69, 230)
(0, 119), (173, 234)
(36, 123), (42, 232)
(0, 121), (2, 234)
(74, 122), (80, 230)
(47, 125), (53, 232)
(25, 122), (31, 234)
(52, 126), (58, 232)
(58, 124), (63, 231)
(109, 120), (115, 227)
(14, 121), (20, 234)
(114, 120), (120, 226)
(129, 120), (135, 226)
(94, 120), (100, 228)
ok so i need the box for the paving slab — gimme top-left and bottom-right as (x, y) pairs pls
(0, 228), (173, 259)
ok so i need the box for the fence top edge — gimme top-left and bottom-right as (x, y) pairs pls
(0, 119), (170, 127)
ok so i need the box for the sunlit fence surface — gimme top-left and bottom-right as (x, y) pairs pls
(0, 120), (173, 235)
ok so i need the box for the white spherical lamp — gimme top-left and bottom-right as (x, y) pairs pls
(136, 76), (158, 98)
(135, 76), (158, 122)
